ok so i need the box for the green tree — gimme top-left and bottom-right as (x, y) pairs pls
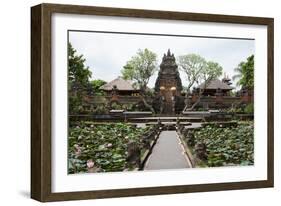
(68, 43), (92, 86)
(121, 48), (158, 112)
(178, 54), (207, 92)
(202, 61), (223, 83)
(121, 64), (135, 81)
(90, 79), (107, 96)
(233, 55), (254, 89)
(121, 48), (158, 91)
(68, 43), (92, 114)
(178, 54), (222, 111)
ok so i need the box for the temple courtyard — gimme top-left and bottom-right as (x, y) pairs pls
(68, 49), (254, 174)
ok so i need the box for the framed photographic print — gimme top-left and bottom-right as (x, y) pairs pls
(31, 3), (274, 202)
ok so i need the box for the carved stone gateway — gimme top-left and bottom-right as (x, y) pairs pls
(153, 49), (184, 114)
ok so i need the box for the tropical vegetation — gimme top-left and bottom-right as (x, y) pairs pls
(184, 122), (254, 167)
(68, 122), (154, 173)
(233, 55), (254, 89)
(177, 53), (223, 111)
(68, 43), (92, 114)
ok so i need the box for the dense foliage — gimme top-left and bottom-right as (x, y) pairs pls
(68, 43), (92, 114)
(244, 103), (254, 114)
(224, 103), (254, 115)
(186, 122), (254, 167)
(90, 79), (107, 96)
(68, 122), (152, 174)
(233, 55), (254, 89)
(68, 43), (92, 86)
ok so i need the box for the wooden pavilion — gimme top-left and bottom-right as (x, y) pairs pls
(100, 77), (140, 96)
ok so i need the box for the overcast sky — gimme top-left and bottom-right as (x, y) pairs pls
(69, 31), (254, 89)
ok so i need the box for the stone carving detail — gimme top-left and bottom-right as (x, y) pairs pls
(153, 49), (184, 114)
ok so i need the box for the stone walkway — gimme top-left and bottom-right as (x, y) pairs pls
(144, 131), (191, 170)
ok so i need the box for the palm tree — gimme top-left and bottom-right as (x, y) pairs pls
(232, 55), (254, 89)
(232, 63), (243, 87)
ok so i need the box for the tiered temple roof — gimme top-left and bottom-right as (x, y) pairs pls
(154, 49), (183, 94)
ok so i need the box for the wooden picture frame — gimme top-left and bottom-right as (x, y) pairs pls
(31, 3), (274, 202)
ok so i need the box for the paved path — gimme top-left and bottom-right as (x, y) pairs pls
(144, 131), (191, 170)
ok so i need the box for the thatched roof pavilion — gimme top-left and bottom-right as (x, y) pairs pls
(100, 77), (140, 95)
(197, 79), (234, 96)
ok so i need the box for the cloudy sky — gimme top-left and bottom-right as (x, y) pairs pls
(69, 30), (254, 89)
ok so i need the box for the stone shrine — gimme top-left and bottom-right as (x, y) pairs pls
(153, 49), (184, 114)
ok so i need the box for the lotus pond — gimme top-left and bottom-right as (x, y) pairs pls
(68, 122), (153, 174)
(186, 121), (254, 167)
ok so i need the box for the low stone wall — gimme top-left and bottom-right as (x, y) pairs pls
(86, 95), (149, 105)
(190, 96), (242, 109)
(69, 111), (153, 122)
